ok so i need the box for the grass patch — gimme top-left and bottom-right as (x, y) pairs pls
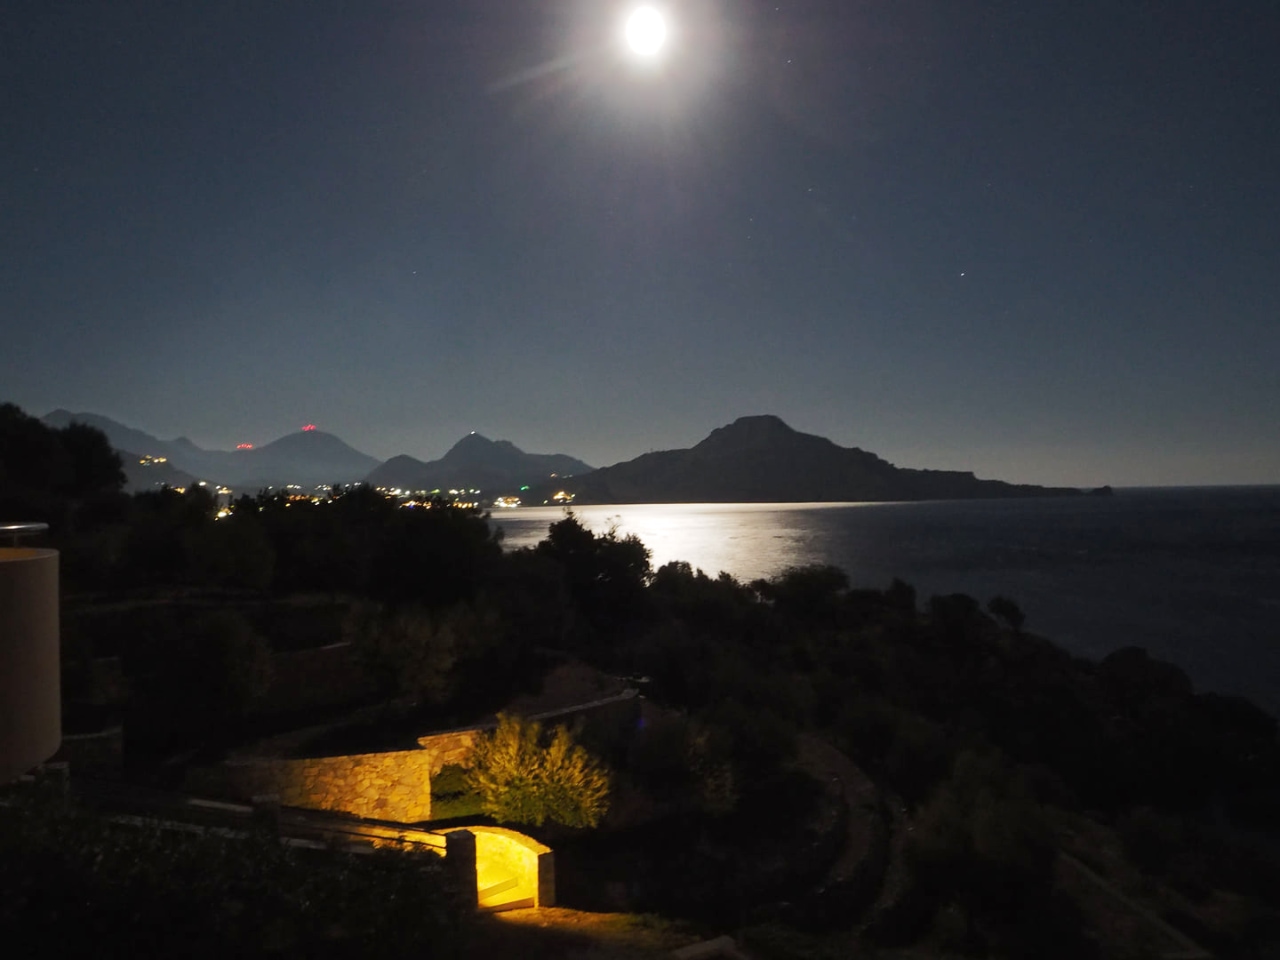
(432, 764), (484, 820)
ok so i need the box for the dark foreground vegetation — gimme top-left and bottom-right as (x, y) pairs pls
(0, 782), (466, 959)
(4, 402), (1280, 957)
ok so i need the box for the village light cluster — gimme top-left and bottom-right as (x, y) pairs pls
(133, 440), (577, 511)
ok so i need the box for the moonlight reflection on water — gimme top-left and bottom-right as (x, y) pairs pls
(493, 502), (885, 583)
(491, 492), (1280, 716)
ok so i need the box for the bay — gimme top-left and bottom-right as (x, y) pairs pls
(491, 487), (1280, 717)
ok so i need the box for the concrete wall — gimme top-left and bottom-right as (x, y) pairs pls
(0, 548), (61, 782)
(189, 748), (434, 822)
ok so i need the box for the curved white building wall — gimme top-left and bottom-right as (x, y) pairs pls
(0, 548), (60, 782)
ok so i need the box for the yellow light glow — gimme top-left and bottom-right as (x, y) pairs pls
(625, 6), (667, 57)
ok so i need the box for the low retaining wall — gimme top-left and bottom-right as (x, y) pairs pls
(188, 748), (433, 822)
(450, 825), (555, 910)
(55, 726), (124, 777)
(187, 676), (639, 826)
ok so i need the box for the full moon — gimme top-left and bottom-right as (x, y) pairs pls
(625, 6), (668, 57)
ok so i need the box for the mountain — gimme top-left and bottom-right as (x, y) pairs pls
(43, 409), (233, 480)
(43, 410), (172, 461)
(117, 449), (199, 494)
(230, 430), (381, 490)
(558, 415), (1084, 504)
(39, 409), (1084, 502)
(366, 433), (592, 493)
(41, 411), (379, 490)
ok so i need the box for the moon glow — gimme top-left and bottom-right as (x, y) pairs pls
(625, 7), (668, 57)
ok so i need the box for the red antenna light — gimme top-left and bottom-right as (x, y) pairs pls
(302, 424), (317, 432)
(236, 443), (254, 450)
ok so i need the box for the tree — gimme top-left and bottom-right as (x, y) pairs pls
(0, 402), (67, 497)
(906, 750), (1057, 950)
(987, 595), (1026, 635)
(121, 485), (218, 585)
(752, 564), (849, 624)
(346, 601), (505, 708)
(55, 421), (125, 498)
(536, 513), (652, 634)
(349, 603), (452, 706)
(188, 511), (275, 590)
(0, 403), (123, 529)
(126, 608), (273, 753)
(184, 609), (274, 721)
(465, 713), (610, 828)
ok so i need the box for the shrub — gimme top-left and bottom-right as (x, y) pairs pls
(905, 750), (1060, 952)
(0, 784), (465, 956)
(126, 608), (272, 751)
(347, 602), (504, 707)
(466, 713), (610, 828)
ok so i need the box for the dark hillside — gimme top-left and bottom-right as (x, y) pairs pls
(564, 415), (1082, 503)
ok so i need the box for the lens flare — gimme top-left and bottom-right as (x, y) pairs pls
(625, 7), (667, 57)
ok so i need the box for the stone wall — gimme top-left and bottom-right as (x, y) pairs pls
(415, 691), (641, 775)
(184, 673), (640, 825)
(188, 748), (433, 823)
(451, 826), (555, 910)
(416, 728), (482, 774)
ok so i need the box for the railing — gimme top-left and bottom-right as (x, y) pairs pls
(1, 521), (49, 547)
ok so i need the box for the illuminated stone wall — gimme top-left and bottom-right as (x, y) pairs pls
(187, 695), (631, 826)
(192, 749), (434, 822)
(416, 728), (482, 774)
(452, 826), (555, 910)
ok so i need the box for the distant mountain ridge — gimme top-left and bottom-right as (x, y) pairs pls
(43, 411), (176, 464)
(42, 411), (380, 491)
(558, 415), (1085, 504)
(40, 409), (1088, 503)
(366, 433), (592, 493)
(40, 410), (591, 495)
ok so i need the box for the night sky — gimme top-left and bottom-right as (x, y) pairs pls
(3, 1), (1277, 486)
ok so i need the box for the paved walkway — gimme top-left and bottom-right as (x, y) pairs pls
(795, 733), (881, 887)
(1058, 852), (1213, 960)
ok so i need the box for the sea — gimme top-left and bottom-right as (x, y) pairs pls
(491, 487), (1280, 718)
